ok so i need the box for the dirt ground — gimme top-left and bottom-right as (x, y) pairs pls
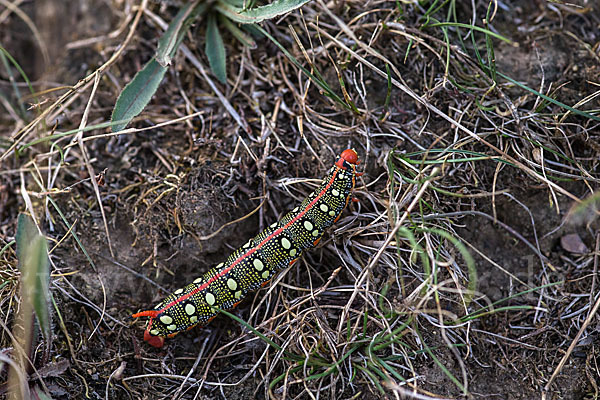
(1, 0), (599, 399)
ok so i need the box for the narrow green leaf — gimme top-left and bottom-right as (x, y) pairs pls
(0, 45), (37, 102)
(0, 240), (15, 258)
(0, 50), (25, 116)
(426, 21), (514, 44)
(216, 0), (312, 24)
(111, 59), (168, 132)
(24, 238), (52, 341)
(206, 13), (227, 83)
(220, 15), (257, 49)
(217, 308), (284, 353)
(156, 1), (207, 67)
(493, 69), (600, 122)
(32, 385), (54, 400)
(16, 214), (51, 341)
(16, 213), (38, 260)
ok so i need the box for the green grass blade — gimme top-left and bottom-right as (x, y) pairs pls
(305, 345), (360, 380)
(18, 119), (129, 153)
(371, 354), (406, 383)
(0, 46), (36, 97)
(425, 21), (514, 44)
(111, 58), (168, 132)
(0, 45), (37, 115)
(220, 15), (257, 49)
(354, 364), (385, 394)
(47, 197), (97, 271)
(0, 240), (16, 258)
(430, 227), (477, 305)
(458, 281), (563, 323)
(206, 13), (228, 83)
(270, 365), (303, 390)
(0, 51), (25, 117)
(417, 329), (467, 395)
(493, 69), (600, 121)
(16, 214), (51, 341)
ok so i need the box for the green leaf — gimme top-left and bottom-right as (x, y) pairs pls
(156, 1), (207, 67)
(206, 13), (227, 83)
(15, 213), (38, 260)
(16, 214), (51, 341)
(215, 0), (312, 24)
(0, 45), (37, 108)
(32, 385), (54, 400)
(220, 15), (257, 49)
(111, 59), (168, 132)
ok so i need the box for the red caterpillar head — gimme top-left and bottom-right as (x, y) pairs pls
(336, 149), (360, 169)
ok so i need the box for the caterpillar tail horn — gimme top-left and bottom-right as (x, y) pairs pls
(132, 310), (159, 318)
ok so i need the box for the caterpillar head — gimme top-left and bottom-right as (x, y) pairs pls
(336, 149), (360, 170)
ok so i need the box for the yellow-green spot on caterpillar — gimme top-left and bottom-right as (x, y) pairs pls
(227, 278), (238, 291)
(253, 258), (264, 271)
(205, 292), (216, 306)
(185, 304), (195, 316)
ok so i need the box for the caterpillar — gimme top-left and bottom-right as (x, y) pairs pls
(132, 149), (361, 348)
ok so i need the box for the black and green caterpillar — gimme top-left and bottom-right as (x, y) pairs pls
(132, 149), (361, 347)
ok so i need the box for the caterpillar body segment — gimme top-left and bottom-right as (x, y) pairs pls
(132, 149), (360, 348)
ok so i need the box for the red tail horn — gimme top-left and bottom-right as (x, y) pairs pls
(132, 310), (159, 318)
